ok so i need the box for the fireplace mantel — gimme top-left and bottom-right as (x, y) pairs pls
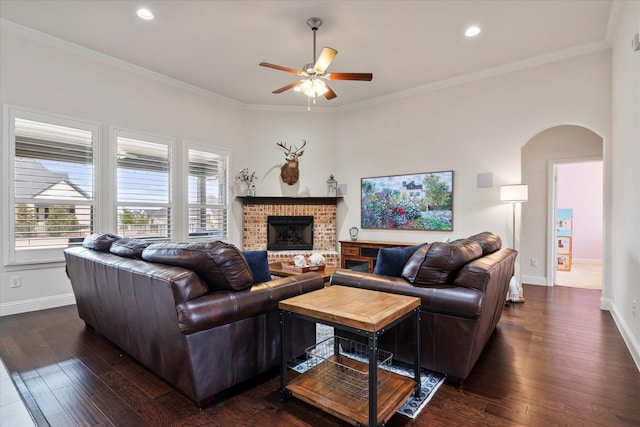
(237, 196), (342, 205)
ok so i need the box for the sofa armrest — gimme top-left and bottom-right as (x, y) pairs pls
(176, 272), (324, 334)
(453, 248), (517, 292)
(330, 269), (484, 319)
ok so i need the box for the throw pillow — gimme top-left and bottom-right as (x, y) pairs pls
(401, 240), (483, 286)
(373, 244), (425, 277)
(141, 241), (254, 291)
(242, 250), (272, 283)
(109, 238), (151, 259)
(82, 232), (121, 252)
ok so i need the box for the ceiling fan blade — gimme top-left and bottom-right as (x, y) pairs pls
(324, 85), (337, 100)
(272, 81), (303, 94)
(259, 62), (303, 75)
(314, 47), (337, 73)
(326, 72), (373, 81)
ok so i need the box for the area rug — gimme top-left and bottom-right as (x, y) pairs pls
(291, 325), (446, 419)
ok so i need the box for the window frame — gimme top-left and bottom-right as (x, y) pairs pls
(3, 105), (100, 265)
(110, 127), (176, 242)
(183, 140), (232, 242)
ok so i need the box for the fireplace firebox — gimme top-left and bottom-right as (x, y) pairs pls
(267, 216), (313, 251)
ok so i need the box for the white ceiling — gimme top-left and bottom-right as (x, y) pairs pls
(0, 0), (613, 109)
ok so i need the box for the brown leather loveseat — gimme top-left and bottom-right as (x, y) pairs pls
(64, 233), (323, 408)
(330, 232), (516, 383)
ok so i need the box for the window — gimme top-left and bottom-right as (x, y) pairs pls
(7, 108), (97, 264)
(114, 130), (173, 241)
(4, 108), (231, 265)
(187, 145), (230, 240)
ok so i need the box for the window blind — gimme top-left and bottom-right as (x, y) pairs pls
(116, 135), (171, 240)
(187, 148), (229, 240)
(13, 118), (95, 250)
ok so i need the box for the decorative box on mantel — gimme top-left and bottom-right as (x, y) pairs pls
(238, 196), (342, 267)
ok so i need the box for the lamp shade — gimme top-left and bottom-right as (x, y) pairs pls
(500, 184), (528, 202)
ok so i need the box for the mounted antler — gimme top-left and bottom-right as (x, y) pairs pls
(276, 140), (306, 185)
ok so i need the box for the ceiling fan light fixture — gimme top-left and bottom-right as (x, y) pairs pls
(259, 16), (372, 104)
(300, 79), (328, 98)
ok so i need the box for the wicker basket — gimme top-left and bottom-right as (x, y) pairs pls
(303, 336), (392, 402)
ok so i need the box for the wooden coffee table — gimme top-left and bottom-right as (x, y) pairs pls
(279, 286), (421, 427)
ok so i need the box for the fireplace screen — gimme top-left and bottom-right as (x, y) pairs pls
(267, 216), (313, 250)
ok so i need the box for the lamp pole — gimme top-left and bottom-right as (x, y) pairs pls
(500, 184), (528, 303)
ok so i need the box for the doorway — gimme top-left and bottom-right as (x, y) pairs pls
(551, 160), (603, 289)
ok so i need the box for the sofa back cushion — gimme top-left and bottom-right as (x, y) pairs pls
(373, 244), (425, 277)
(142, 241), (254, 291)
(82, 232), (121, 252)
(401, 240), (483, 286)
(467, 231), (502, 255)
(109, 238), (151, 259)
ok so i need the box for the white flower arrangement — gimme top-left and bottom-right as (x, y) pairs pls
(237, 168), (257, 194)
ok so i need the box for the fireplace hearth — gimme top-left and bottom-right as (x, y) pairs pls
(267, 216), (313, 251)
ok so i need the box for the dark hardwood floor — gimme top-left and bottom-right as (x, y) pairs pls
(1, 284), (639, 426)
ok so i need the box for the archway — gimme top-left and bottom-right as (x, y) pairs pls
(520, 125), (604, 290)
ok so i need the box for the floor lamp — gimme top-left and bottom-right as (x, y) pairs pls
(500, 184), (528, 303)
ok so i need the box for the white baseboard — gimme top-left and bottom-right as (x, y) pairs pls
(0, 293), (76, 317)
(609, 302), (640, 373)
(522, 274), (548, 286)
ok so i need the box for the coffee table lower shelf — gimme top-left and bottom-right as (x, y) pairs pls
(285, 358), (416, 426)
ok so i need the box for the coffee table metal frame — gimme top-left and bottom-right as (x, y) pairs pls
(279, 302), (421, 427)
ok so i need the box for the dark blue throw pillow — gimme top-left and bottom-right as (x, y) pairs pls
(373, 244), (425, 277)
(242, 250), (272, 283)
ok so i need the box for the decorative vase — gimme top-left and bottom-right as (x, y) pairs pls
(245, 187), (252, 197)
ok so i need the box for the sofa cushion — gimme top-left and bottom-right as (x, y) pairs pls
(242, 250), (272, 283)
(82, 232), (121, 252)
(142, 241), (254, 291)
(467, 231), (502, 255)
(401, 240), (483, 286)
(109, 238), (151, 259)
(373, 244), (425, 277)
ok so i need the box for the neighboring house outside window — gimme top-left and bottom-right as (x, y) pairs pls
(7, 108), (97, 264)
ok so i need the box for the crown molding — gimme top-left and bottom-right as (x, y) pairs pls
(242, 103), (336, 114)
(337, 40), (611, 113)
(0, 18), (243, 109)
(605, 0), (625, 46)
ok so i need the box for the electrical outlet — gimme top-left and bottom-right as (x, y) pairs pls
(530, 258), (539, 268)
(10, 275), (21, 288)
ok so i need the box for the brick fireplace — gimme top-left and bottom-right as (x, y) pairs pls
(239, 196), (340, 267)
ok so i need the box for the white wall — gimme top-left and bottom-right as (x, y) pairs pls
(608, 0), (640, 370)
(333, 51), (611, 252)
(557, 161), (603, 259)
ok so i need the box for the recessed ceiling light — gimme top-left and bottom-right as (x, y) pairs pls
(137, 8), (154, 20)
(465, 25), (481, 37)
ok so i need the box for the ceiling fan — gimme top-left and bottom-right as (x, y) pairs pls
(259, 17), (373, 102)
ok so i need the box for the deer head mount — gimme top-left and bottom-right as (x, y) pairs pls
(276, 140), (306, 185)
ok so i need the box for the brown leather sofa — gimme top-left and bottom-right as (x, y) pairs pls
(330, 232), (517, 384)
(64, 234), (324, 408)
